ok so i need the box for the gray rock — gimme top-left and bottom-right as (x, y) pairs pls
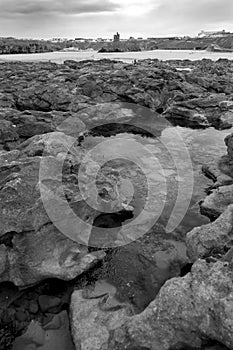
(225, 133), (233, 159)
(38, 295), (62, 313)
(13, 320), (45, 349)
(0, 133), (105, 286)
(108, 259), (233, 350)
(200, 184), (233, 219)
(164, 104), (210, 127)
(13, 311), (75, 350)
(186, 205), (233, 261)
(70, 288), (131, 350)
(202, 160), (233, 187)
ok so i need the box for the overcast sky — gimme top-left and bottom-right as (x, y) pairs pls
(0, 0), (233, 39)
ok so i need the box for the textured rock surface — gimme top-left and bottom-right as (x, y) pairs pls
(200, 184), (233, 219)
(89, 233), (188, 313)
(70, 259), (233, 350)
(12, 311), (75, 350)
(163, 94), (233, 129)
(70, 288), (131, 350)
(0, 132), (106, 286)
(202, 160), (233, 188)
(123, 259), (233, 350)
(2, 59), (233, 349)
(225, 133), (233, 159)
(0, 59), (232, 132)
(200, 131), (233, 220)
(186, 205), (233, 261)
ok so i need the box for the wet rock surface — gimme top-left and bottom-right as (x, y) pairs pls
(70, 259), (233, 350)
(119, 259), (233, 350)
(0, 59), (233, 134)
(186, 204), (233, 261)
(199, 133), (233, 220)
(186, 130), (233, 264)
(1, 58), (233, 350)
(12, 311), (75, 350)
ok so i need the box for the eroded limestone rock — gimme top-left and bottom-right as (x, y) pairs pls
(186, 205), (233, 261)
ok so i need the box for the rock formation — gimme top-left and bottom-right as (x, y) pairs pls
(1, 58), (233, 349)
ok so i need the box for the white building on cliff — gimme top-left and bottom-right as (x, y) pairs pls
(198, 30), (232, 38)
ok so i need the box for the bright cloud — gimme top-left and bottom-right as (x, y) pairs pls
(0, 0), (232, 38)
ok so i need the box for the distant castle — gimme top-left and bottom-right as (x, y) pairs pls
(113, 32), (120, 42)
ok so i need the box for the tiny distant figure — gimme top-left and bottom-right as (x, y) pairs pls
(133, 59), (137, 65)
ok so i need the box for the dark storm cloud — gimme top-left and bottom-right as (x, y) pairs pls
(0, 0), (119, 16)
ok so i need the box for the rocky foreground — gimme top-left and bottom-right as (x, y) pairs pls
(1, 58), (233, 349)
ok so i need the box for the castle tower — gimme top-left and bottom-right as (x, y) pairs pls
(113, 32), (120, 42)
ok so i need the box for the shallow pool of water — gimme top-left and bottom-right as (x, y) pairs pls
(78, 116), (232, 311)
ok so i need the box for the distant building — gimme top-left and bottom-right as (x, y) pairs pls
(51, 38), (68, 42)
(113, 32), (120, 42)
(198, 30), (232, 38)
(75, 38), (85, 42)
(147, 36), (179, 41)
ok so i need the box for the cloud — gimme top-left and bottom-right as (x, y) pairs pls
(138, 0), (233, 36)
(0, 0), (232, 38)
(155, 0), (233, 24)
(0, 0), (119, 16)
(113, 0), (156, 16)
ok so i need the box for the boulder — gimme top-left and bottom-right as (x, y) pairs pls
(164, 105), (210, 127)
(70, 287), (131, 350)
(12, 311), (75, 350)
(200, 184), (233, 220)
(106, 259), (233, 350)
(0, 119), (19, 147)
(38, 295), (62, 313)
(3, 222), (105, 286)
(76, 102), (136, 127)
(0, 93), (16, 109)
(16, 85), (74, 112)
(202, 160), (233, 188)
(0, 108), (87, 147)
(0, 133), (105, 286)
(186, 205), (233, 261)
(225, 133), (233, 159)
(163, 94), (233, 129)
(69, 259), (233, 350)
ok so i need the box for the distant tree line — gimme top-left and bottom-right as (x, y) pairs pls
(1, 36), (233, 55)
(0, 38), (63, 54)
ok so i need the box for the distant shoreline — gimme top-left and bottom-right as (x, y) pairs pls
(0, 49), (233, 65)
